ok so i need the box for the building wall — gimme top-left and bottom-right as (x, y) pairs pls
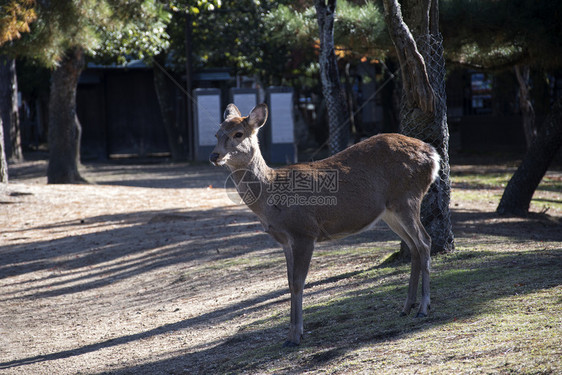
(77, 68), (169, 159)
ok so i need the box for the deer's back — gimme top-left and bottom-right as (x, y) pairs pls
(266, 133), (439, 241)
(294, 133), (438, 193)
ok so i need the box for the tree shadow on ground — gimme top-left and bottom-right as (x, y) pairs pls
(99, 247), (559, 374)
(1, 246), (559, 373)
(0, 205), (272, 301)
(8, 157), (231, 188)
(87, 163), (230, 189)
(452, 209), (562, 242)
(3, 160), (561, 373)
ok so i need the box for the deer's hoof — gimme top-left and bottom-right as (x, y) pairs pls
(415, 312), (428, 318)
(283, 340), (300, 348)
(400, 303), (417, 316)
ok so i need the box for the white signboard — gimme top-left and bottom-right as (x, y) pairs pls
(233, 93), (257, 117)
(270, 92), (294, 143)
(197, 94), (221, 146)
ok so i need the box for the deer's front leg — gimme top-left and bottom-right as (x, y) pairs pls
(282, 236), (315, 347)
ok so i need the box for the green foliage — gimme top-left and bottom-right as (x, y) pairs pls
(333, 0), (388, 58)
(441, 0), (562, 69)
(190, 0), (274, 71)
(172, 0), (222, 14)
(152, 0), (388, 83)
(265, 0), (389, 60)
(12, 0), (107, 66)
(264, 4), (317, 48)
(95, 1), (172, 64)
(161, 0), (293, 81)
(7, 0), (172, 67)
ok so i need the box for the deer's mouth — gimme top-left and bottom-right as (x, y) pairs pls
(209, 152), (229, 166)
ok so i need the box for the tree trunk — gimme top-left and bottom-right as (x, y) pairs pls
(497, 96), (562, 216)
(153, 55), (188, 161)
(514, 65), (537, 148)
(0, 56), (23, 162)
(47, 47), (87, 184)
(382, 0), (435, 115)
(383, 0), (454, 256)
(185, 12), (194, 160)
(343, 63), (357, 140)
(315, 0), (350, 155)
(0, 116), (8, 183)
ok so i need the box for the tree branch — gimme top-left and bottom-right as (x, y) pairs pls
(382, 0), (435, 114)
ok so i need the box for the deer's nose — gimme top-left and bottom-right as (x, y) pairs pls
(209, 153), (220, 164)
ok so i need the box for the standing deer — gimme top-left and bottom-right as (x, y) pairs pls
(210, 103), (440, 347)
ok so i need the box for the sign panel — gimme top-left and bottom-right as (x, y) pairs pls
(196, 93), (220, 146)
(233, 92), (258, 117)
(270, 92), (294, 143)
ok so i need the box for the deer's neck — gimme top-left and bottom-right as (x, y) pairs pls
(228, 147), (274, 209)
(248, 148), (274, 183)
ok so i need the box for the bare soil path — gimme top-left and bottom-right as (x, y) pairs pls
(1, 158), (560, 374)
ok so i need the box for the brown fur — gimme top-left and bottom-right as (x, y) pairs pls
(211, 104), (439, 346)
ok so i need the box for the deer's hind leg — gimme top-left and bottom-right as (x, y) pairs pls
(382, 205), (432, 318)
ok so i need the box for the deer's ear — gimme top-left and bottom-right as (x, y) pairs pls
(247, 103), (268, 130)
(224, 104), (242, 120)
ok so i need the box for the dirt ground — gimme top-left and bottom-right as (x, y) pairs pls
(1, 157), (560, 374)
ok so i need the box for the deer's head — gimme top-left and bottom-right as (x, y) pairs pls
(209, 103), (268, 169)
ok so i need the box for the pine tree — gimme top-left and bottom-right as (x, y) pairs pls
(441, 0), (562, 216)
(5, 0), (171, 183)
(382, 0), (454, 255)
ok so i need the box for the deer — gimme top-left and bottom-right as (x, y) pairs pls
(209, 103), (440, 347)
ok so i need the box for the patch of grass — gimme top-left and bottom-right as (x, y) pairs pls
(204, 255), (280, 272)
(217, 247), (562, 374)
(451, 170), (562, 214)
(536, 174), (562, 193)
(208, 167), (561, 374)
(452, 172), (513, 190)
(451, 188), (501, 204)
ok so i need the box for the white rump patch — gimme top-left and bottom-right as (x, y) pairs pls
(429, 149), (441, 182)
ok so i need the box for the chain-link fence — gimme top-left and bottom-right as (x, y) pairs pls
(288, 32), (454, 253)
(326, 90), (350, 156)
(400, 33), (455, 254)
(310, 68), (399, 161)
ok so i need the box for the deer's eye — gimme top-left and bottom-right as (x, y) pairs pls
(234, 132), (243, 139)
